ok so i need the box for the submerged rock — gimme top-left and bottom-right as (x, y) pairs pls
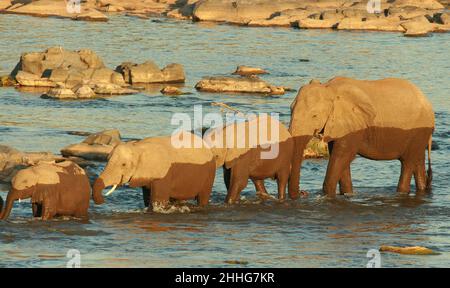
(232, 66), (268, 76)
(61, 129), (122, 161)
(195, 76), (285, 95)
(161, 86), (184, 95)
(93, 83), (139, 95)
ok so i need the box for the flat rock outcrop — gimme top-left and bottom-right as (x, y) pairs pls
(190, 0), (448, 36)
(61, 129), (122, 161)
(195, 76), (285, 95)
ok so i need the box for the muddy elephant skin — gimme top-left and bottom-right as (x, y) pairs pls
(289, 77), (435, 196)
(0, 161), (91, 220)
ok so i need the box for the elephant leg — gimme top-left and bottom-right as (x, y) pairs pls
(323, 140), (357, 197)
(223, 167), (231, 191)
(339, 166), (353, 195)
(197, 169), (214, 207)
(142, 186), (151, 208)
(226, 167), (249, 204)
(397, 160), (414, 193)
(413, 153), (427, 192)
(253, 179), (271, 200)
(41, 201), (56, 220)
(32, 202), (42, 217)
(276, 167), (290, 201)
(149, 179), (170, 212)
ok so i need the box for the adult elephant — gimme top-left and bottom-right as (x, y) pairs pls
(92, 131), (216, 210)
(0, 161), (90, 220)
(204, 114), (297, 204)
(289, 77), (435, 196)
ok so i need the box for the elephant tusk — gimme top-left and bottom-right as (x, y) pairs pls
(18, 198), (21, 203)
(105, 185), (118, 196)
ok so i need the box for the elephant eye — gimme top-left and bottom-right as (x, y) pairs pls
(122, 163), (126, 167)
(312, 115), (318, 118)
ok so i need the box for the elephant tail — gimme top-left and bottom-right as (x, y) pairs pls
(426, 135), (432, 191)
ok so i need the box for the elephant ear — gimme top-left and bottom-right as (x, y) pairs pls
(130, 143), (172, 186)
(323, 85), (376, 141)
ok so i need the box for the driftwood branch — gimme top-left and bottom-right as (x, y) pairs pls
(211, 102), (244, 115)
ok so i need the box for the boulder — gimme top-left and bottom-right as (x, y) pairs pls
(401, 15), (436, 36)
(433, 12), (449, 24)
(0, 145), (66, 183)
(0, 75), (16, 87)
(74, 84), (96, 98)
(12, 47), (104, 81)
(337, 17), (406, 32)
(2, 0), (109, 22)
(115, 61), (185, 84)
(233, 66), (268, 76)
(61, 129), (122, 161)
(388, 6), (431, 20)
(10, 47), (128, 90)
(42, 86), (77, 100)
(167, 0), (198, 19)
(391, 0), (444, 10)
(15, 71), (56, 87)
(304, 138), (329, 159)
(247, 8), (316, 26)
(195, 76), (285, 95)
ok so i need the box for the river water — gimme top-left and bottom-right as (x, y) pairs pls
(0, 14), (449, 267)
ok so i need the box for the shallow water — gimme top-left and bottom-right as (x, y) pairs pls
(0, 14), (449, 267)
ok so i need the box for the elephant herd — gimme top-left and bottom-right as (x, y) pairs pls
(0, 77), (435, 220)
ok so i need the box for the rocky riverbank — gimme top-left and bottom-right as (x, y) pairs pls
(0, 0), (448, 36)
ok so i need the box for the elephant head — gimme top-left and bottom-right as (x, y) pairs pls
(0, 168), (38, 220)
(92, 143), (138, 204)
(288, 77), (376, 195)
(92, 139), (174, 204)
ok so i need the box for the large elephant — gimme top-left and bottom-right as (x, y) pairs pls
(0, 161), (90, 220)
(204, 115), (297, 204)
(92, 131), (216, 210)
(289, 77), (435, 196)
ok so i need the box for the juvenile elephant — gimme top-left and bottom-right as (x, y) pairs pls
(204, 115), (296, 204)
(289, 77), (435, 197)
(92, 131), (216, 210)
(0, 161), (90, 220)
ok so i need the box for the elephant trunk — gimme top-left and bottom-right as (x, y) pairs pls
(288, 136), (311, 200)
(92, 178), (105, 205)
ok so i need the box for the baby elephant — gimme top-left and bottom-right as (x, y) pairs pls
(0, 161), (90, 220)
(92, 131), (216, 211)
(204, 115), (297, 204)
